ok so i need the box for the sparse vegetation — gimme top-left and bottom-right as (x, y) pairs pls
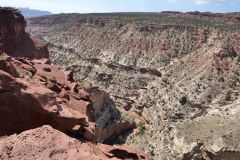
(44, 77), (49, 83)
(225, 90), (232, 101)
(207, 94), (212, 103)
(17, 71), (24, 78)
(136, 122), (146, 135)
(179, 96), (187, 105)
(0, 52), (8, 57)
(27, 72), (33, 79)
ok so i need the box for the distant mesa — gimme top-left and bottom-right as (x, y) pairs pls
(18, 7), (52, 18)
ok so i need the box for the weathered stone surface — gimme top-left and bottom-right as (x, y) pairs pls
(0, 68), (87, 136)
(0, 125), (148, 160)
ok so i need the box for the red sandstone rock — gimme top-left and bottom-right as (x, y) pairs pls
(68, 82), (78, 93)
(0, 125), (148, 160)
(59, 90), (70, 100)
(78, 89), (91, 101)
(0, 69), (88, 136)
(0, 57), (19, 77)
(0, 7), (48, 59)
(46, 82), (61, 92)
(68, 97), (95, 122)
(0, 55), (95, 136)
(64, 70), (74, 82)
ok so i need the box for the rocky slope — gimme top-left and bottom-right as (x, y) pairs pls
(0, 8), (147, 160)
(27, 12), (240, 159)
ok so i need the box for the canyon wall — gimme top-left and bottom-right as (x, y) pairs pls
(0, 7), (48, 59)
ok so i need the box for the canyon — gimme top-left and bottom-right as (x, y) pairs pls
(0, 7), (240, 160)
(27, 11), (240, 159)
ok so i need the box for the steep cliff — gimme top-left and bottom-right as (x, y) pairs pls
(0, 7), (48, 59)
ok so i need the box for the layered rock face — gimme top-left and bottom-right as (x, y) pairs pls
(0, 8), (147, 160)
(0, 7), (48, 59)
(28, 12), (240, 159)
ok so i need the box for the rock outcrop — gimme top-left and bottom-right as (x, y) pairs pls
(0, 125), (147, 160)
(0, 7), (48, 59)
(0, 56), (94, 137)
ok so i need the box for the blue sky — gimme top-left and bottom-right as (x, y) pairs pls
(0, 0), (239, 13)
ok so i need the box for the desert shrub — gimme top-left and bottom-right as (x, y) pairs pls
(225, 90), (232, 101)
(179, 96), (187, 105)
(17, 71), (24, 78)
(207, 94), (212, 103)
(27, 72), (33, 79)
(137, 122), (145, 135)
(0, 52), (8, 57)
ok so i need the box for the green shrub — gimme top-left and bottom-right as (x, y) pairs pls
(207, 94), (212, 103)
(179, 96), (187, 105)
(27, 72), (33, 79)
(225, 90), (232, 101)
(137, 122), (145, 135)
